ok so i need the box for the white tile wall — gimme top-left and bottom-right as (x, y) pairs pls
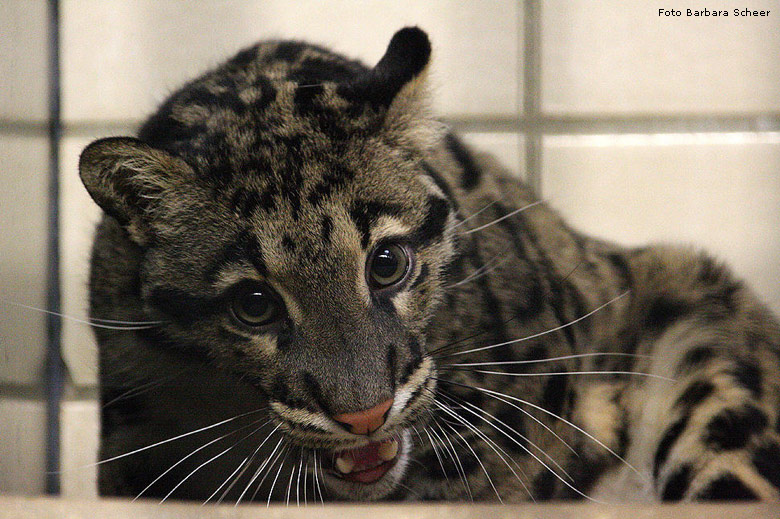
(0, 0), (49, 122)
(60, 135), (107, 387)
(542, 0), (780, 115)
(543, 133), (780, 314)
(61, 0), (521, 122)
(60, 399), (99, 498)
(460, 132), (525, 180)
(0, 136), (49, 386)
(0, 398), (46, 495)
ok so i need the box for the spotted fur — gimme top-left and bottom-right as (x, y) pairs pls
(80, 28), (780, 503)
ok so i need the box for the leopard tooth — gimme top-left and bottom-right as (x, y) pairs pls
(335, 455), (354, 474)
(378, 439), (399, 461)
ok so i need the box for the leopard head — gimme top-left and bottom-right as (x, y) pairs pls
(79, 28), (458, 500)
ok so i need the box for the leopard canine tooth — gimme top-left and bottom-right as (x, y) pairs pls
(335, 455), (355, 474)
(378, 439), (399, 461)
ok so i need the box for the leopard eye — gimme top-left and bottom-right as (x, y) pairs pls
(367, 243), (411, 290)
(231, 284), (281, 326)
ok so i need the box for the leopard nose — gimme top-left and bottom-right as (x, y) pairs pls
(332, 398), (394, 435)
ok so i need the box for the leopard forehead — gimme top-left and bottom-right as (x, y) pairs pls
(138, 41), (396, 188)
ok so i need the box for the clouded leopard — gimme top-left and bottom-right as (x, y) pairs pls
(79, 27), (780, 503)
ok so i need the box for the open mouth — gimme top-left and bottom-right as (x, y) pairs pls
(324, 436), (402, 485)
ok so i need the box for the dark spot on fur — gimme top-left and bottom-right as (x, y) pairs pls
(320, 215), (333, 244)
(230, 188), (261, 219)
(675, 381), (714, 410)
(421, 161), (458, 211)
(302, 372), (331, 416)
(541, 375), (568, 416)
(349, 200), (404, 249)
(444, 133), (481, 190)
(387, 345), (397, 390)
(704, 405), (768, 451)
(695, 474), (757, 500)
(290, 57), (362, 84)
(206, 230), (266, 280)
(257, 185), (278, 212)
(307, 162), (355, 206)
(271, 376), (290, 405)
(293, 83), (325, 114)
(661, 464), (692, 501)
(271, 41), (307, 63)
(728, 360), (762, 399)
(514, 277), (545, 318)
(653, 416), (688, 479)
(605, 252), (632, 288)
(645, 296), (691, 330)
(229, 46), (258, 68)
(412, 196), (451, 247)
(408, 336), (422, 364)
(521, 345), (548, 363)
(677, 346), (717, 374)
(532, 469), (557, 500)
(281, 234), (297, 252)
(752, 442), (780, 490)
(495, 405), (529, 454)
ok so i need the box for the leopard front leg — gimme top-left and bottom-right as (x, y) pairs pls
(622, 318), (780, 501)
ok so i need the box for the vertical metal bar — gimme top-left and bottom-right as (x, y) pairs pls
(45, 0), (63, 496)
(522, 0), (543, 195)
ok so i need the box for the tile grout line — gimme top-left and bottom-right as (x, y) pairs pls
(44, 0), (64, 497)
(4, 115), (780, 136)
(522, 0), (543, 195)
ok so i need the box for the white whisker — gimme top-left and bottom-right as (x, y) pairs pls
(434, 396), (597, 503)
(449, 200), (498, 231)
(203, 457), (248, 506)
(459, 200), (543, 235)
(423, 427), (448, 481)
(4, 301), (166, 329)
(285, 458), (297, 506)
(448, 352), (652, 368)
(447, 253), (511, 289)
(438, 390), (574, 480)
(267, 447), (291, 507)
(439, 291), (630, 359)
(426, 387), (532, 500)
(432, 402), (503, 502)
(303, 457), (309, 506)
(437, 377), (646, 483)
(103, 367), (193, 409)
(236, 432), (284, 505)
(248, 439), (288, 503)
(296, 456), (303, 507)
(160, 444), (234, 504)
(135, 417), (270, 502)
(59, 408), (267, 472)
(315, 452), (326, 505)
(445, 368), (675, 382)
(431, 419), (472, 498)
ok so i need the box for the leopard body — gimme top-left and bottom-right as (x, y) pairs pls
(79, 28), (780, 503)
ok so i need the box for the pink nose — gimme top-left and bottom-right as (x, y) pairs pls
(332, 398), (394, 435)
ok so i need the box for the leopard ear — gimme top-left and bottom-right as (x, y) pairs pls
(342, 27), (432, 108)
(79, 137), (195, 244)
(341, 27), (444, 148)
